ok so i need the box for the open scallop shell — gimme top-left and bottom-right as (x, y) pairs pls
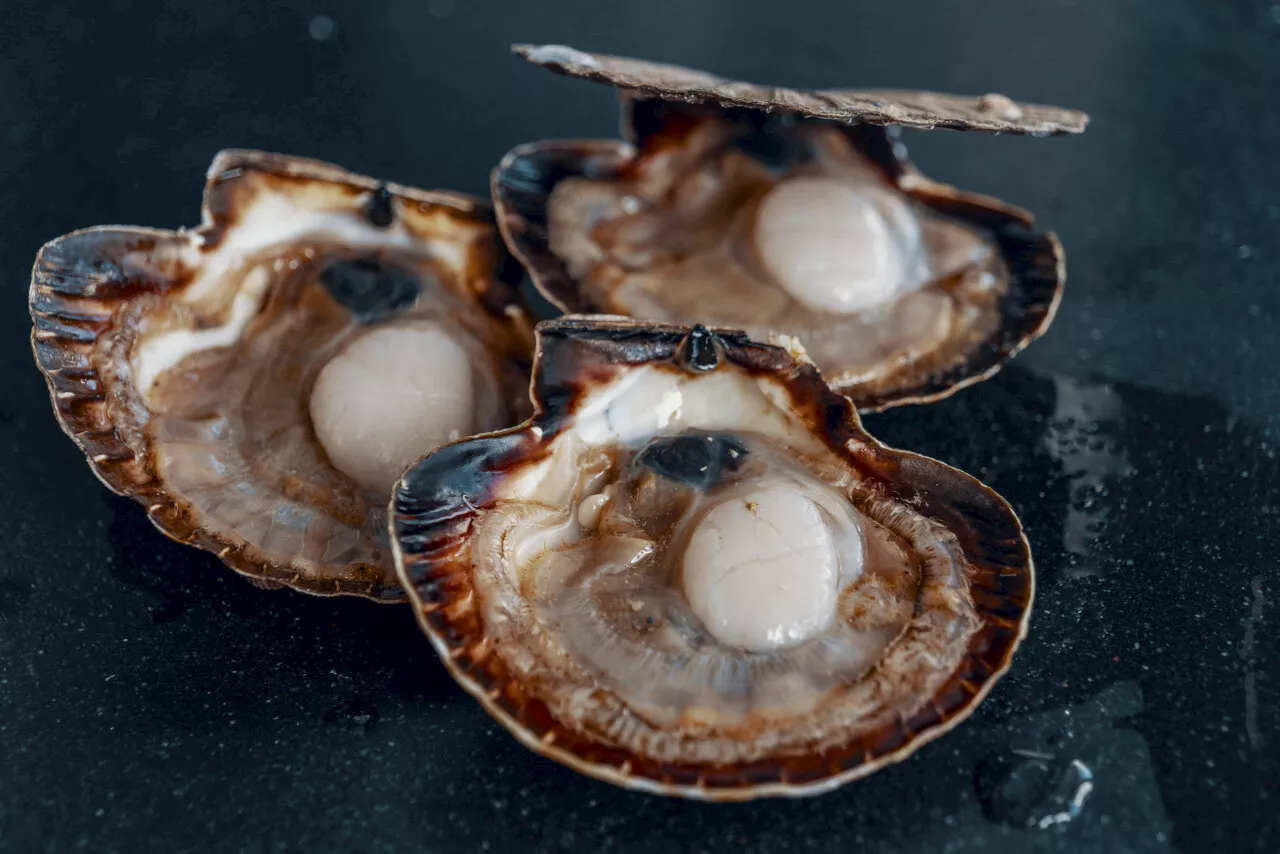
(30, 150), (534, 600)
(392, 316), (1033, 798)
(494, 44), (1084, 411)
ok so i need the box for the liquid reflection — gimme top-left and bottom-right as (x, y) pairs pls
(866, 365), (1278, 853)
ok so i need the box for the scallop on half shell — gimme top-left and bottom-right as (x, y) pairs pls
(30, 150), (534, 600)
(493, 44), (1088, 411)
(392, 316), (1033, 798)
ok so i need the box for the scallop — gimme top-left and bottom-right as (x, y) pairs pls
(392, 317), (1033, 798)
(30, 150), (534, 600)
(493, 44), (1088, 411)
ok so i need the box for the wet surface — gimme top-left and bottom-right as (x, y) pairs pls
(864, 368), (1278, 852)
(1, 1), (1277, 852)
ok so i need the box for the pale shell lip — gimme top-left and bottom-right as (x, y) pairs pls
(391, 316), (1035, 799)
(30, 148), (532, 601)
(511, 42), (1089, 136)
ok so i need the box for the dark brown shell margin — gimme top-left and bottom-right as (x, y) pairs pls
(492, 122), (1065, 412)
(391, 316), (1034, 799)
(30, 149), (526, 601)
(513, 44), (1088, 136)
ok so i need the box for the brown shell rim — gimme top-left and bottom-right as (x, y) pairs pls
(490, 131), (1066, 413)
(391, 315), (1035, 799)
(29, 148), (518, 602)
(512, 43), (1089, 136)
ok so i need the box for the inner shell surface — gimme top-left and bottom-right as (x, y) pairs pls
(544, 113), (1008, 386)
(466, 362), (980, 765)
(135, 245), (516, 578)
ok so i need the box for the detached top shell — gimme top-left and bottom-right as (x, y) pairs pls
(31, 150), (533, 600)
(495, 44), (1087, 411)
(513, 43), (1088, 136)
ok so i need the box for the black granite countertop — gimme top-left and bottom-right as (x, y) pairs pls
(2, 1), (1276, 851)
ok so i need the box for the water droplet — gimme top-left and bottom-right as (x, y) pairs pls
(974, 749), (1094, 829)
(308, 16), (335, 41)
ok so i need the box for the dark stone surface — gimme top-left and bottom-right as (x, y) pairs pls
(1, 1), (1276, 852)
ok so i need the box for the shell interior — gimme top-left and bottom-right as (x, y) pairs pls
(30, 150), (533, 599)
(393, 317), (1033, 798)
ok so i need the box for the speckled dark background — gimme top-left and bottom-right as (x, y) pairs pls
(2, 1), (1277, 852)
